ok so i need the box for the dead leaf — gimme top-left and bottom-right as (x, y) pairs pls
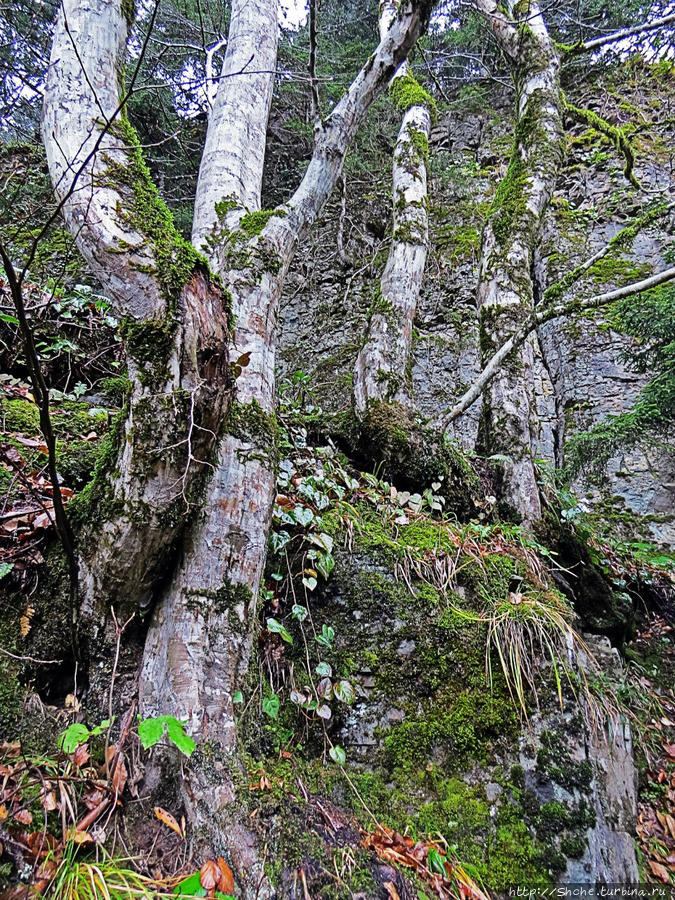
(20, 605), (34, 638)
(383, 882), (401, 900)
(199, 860), (220, 893)
(73, 744), (90, 767)
(154, 806), (183, 839)
(217, 858), (235, 895)
(13, 809), (32, 825)
(648, 859), (670, 882)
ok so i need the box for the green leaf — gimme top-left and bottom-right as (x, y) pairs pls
(315, 624), (335, 649)
(59, 723), (90, 754)
(0, 562), (14, 581)
(293, 506), (314, 527)
(233, 691), (244, 704)
(291, 604), (308, 622)
(329, 745), (346, 765)
(173, 872), (206, 898)
(137, 717), (165, 750)
(267, 617), (293, 643)
(315, 661), (332, 677)
(262, 695), (280, 719)
(315, 552), (335, 579)
(302, 575), (318, 591)
(427, 847), (446, 875)
(333, 680), (356, 704)
(164, 716), (196, 757)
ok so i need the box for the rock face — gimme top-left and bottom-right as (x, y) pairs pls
(263, 62), (675, 889)
(276, 64), (675, 547)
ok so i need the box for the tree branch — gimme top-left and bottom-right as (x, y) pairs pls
(439, 266), (675, 428)
(563, 13), (675, 54)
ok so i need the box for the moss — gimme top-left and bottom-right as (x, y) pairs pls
(564, 99), (640, 188)
(239, 208), (286, 238)
(490, 153), (527, 246)
(118, 317), (175, 384)
(585, 256), (652, 286)
(100, 376), (131, 406)
(121, 0), (136, 27)
(389, 72), (438, 122)
(107, 118), (207, 311)
(406, 124), (430, 164)
(228, 400), (280, 457)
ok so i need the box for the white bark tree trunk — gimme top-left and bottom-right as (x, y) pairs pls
(353, 2), (431, 416)
(43, 0), (435, 889)
(192, 0), (279, 249)
(42, 0), (231, 636)
(469, 0), (564, 525)
(138, 0), (436, 886)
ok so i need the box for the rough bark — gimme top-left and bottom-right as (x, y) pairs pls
(469, 0), (564, 525)
(353, 1), (432, 417)
(42, 0), (230, 639)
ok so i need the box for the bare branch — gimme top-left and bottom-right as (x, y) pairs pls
(440, 266), (675, 428)
(564, 13), (675, 54)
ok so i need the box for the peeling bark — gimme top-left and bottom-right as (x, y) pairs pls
(470, 0), (564, 525)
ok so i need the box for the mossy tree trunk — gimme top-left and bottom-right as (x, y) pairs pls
(43, 0), (435, 890)
(353, 0), (433, 418)
(42, 0), (231, 640)
(471, 0), (564, 524)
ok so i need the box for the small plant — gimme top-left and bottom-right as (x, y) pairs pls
(43, 841), (155, 900)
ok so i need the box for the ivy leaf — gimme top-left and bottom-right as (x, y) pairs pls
(293, 505), (315, 527)
(270, 530), (291, 553)
(315, 661), (332, 677)
(267, 617), (293, 643)
(291, 604), (308, 622)
(329, 745), (346, 765)
(309, 532), (333, 553)
(316, 552), (335, 580)
(333, 680), (356, 704)
(302, 575), (318, 591)
(316, 677), (333, 699)
(262, 695), (280, 719)
(315, 624), (335, 649)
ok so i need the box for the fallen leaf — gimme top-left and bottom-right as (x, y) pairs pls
(648, 859), (670, 882)
(199, 860), (220, 893)
(217, 857), (235, 895)
(154, 806), (183, 839)
(13, 809), (32, 825)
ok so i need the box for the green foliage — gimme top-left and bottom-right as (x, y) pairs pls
(44, 840), (155, 900)
(137, 715), (196, 756)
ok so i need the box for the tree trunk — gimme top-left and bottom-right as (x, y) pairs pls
(42, 0), (231, 641)
(471, 0), (564, 524)
(353, 2), (432, 416)
(138, 0), (436, 884)
(43, 0), (434, 888)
